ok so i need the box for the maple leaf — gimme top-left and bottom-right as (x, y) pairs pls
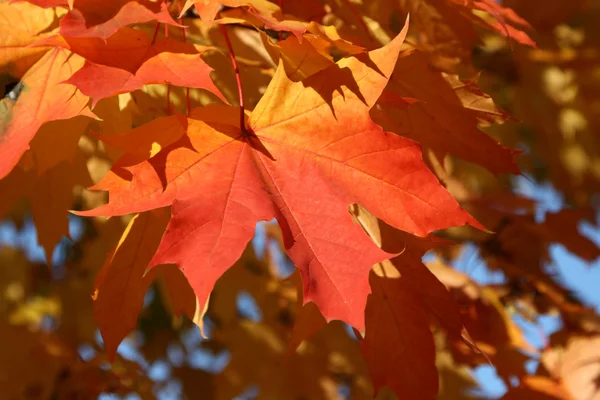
(95, 111), (189, 167)
(81, 24), (482, 331)
(26, 116), (93, 263)
(466, 198), (600, 298)
(386, 0), (535, 69)
(285, 205), (473, 394)
(372, 49), (520, 175)
(355, 208), (466, 331)
(93, 209), (170, 358)
(0, 115), (94, 265)
(445, 73), (516, 127)
(262, 22), (365, 81)
(429, 260), (536, 358)
(183, 0), (308, 40)
(2, 0), (599, 397)
(10, 0), (70, 8)
(0, 2), (55, 80)
(93, 208), (199, 359)
(468, 0), (537, 48)
(30, 163), (81, 263)
(36, 28), (225, 105)
(500, 0), (586, 30)
(181, 0), (222, 21)
(17, 0), (182, 39)
(278, 0), (325, 22)
(286, 271), (327, 354)
(262, 31), (334, 81)
(0, 165), (31, 221)
(59, 1), (182, 39)
(0, 48), (94, 180)
(363, 264), (438, 400)
(539, 209), (600, 262)
(349, 205), (469, 399)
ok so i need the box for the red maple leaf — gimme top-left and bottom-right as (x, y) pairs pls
(80, 26), (483, 330)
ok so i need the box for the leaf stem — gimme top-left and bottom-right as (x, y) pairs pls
(217, 13), (247, 134)
(151, 22), (161, 44)
(152, 21), (171, 114)
(177, 0), (191, 115)
(278, 0), (283, 41)
(167, 84), (172, 115)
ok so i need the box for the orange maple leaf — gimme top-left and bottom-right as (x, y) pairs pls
(0, 1), (55, 79)
(363, 265), (439, 399)
(182, 0), (308, 40)
(16, 0), (182, 39)
(59, 0), (182, 39)
(93, 208), (198, 359)
(374, 50), (520, 175)
(36, 28), (225, 105)
(80, 26), (483, 330)
(0, 49), (94, 179)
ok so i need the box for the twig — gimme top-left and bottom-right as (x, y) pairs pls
(218, 13), (247, 134)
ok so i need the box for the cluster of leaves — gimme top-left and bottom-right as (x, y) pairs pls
(1, 0), (599, 399)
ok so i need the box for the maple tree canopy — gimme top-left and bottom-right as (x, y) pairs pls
(1, 0), (599, 399)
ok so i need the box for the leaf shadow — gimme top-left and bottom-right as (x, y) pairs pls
(300, 52), (385, 118)
(144, 115), (275, 192)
